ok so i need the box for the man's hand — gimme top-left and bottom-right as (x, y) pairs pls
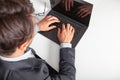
(57, 24), (75, 43)
(76, 4), (92, 18)
(37, 15), (60, 31)
(62, 0), (74, 11)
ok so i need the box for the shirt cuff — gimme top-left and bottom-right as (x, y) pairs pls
(34, 24), (40, 36)
(60, 43), (72, 48)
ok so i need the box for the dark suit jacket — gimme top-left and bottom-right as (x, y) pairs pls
(0, 48), (76, 80)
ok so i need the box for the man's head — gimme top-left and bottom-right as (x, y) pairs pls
(0, 0), (34, 56)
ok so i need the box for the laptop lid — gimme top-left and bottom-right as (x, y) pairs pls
(52, 1), (93, 26)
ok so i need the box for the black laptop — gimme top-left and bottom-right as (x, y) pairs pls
(39, 1), (93, 48)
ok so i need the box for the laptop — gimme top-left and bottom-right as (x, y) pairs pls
(39, 1), (93, 48)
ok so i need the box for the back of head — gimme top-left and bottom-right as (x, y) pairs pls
(0, 0), (34, 17)
(0, 0), (34, 55)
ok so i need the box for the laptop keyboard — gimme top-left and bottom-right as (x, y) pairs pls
(48, 10), (84, 37)
(39, 10), (88, 48)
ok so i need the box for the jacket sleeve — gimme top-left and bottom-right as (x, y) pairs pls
(49, 48), (76, 80)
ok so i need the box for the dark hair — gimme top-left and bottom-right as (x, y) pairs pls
(0, 0), (34, 55)
(0, 0), (34, 17)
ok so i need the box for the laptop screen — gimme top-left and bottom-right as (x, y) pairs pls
(52, 1), (93, 26)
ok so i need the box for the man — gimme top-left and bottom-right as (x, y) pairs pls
(0, 0), (76, 80)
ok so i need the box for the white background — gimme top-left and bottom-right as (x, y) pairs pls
(30, 0), (120, 80)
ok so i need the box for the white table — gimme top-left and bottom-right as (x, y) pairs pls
(30, 0), (120, 80)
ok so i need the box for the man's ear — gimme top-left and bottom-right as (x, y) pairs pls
(18, 41), (29, 51)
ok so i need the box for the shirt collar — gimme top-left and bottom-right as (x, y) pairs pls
(0, 50), (35, 62)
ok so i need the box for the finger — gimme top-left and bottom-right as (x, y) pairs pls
(79, 10), (88, 17)
(57, 28), (61, 36)
(62, 0), (65, 3)
(48, 26), (56, 30)
(74, 5), (85, 14)
(79, 9), (88, 17)
(62, 23), (66, 31)
(65, 0), (68, 11)
(66, 23), (71, 31)
(81, 12), (90, 18)
(76, 8), (84, 16)
(61, 0), (65, 8)
(71, 27), (75, 34)
(69, 25), (73, 31)
(48, 19), (60, 25)
(46, 15), (52, 19)
(77, 7), (87, 15)
(48, 16), (59, 21)
(68, 0), (70, 11)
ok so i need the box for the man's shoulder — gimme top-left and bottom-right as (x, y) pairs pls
(0, 58), (50, 80)
(0, 58), (46, 69)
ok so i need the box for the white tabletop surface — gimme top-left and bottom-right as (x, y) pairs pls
(30, 0), (120, 80)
